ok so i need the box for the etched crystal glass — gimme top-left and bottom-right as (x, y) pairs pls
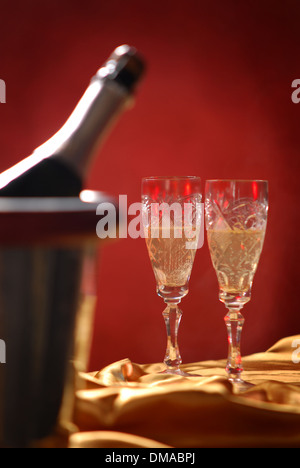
(142, 176), (202, 375)
(205, 180), (268, 389)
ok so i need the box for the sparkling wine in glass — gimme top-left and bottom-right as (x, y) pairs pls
(205, 180), (268, 389)
(142, 176), (202, 376)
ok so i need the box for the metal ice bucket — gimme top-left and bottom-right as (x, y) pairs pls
(0, 193), (112, 447)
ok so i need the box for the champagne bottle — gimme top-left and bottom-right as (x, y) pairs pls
(0, 45), (145, 197)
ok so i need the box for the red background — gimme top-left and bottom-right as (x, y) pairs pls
(0, 0), (299, 371)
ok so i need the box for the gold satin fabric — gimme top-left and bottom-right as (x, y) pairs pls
(69, 335), (300, 448)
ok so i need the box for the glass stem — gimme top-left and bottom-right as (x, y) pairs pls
(163, 303), (183, 371)
(224, 308), (245, 382)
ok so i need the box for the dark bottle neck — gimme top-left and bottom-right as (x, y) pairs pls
(34, 77), (131, 179)
(0, 45), (145, 192)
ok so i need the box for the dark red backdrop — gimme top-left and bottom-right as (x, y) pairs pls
(0, 0), (299, 371)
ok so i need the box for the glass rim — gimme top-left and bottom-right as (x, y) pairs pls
(142, 176), (201, 182)
(205, 179), (268, 184)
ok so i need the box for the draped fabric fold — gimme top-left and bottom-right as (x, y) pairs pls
(69, 335), (300, 448)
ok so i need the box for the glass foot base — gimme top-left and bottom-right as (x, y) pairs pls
(229, 377), (254, 393)
(160, 368), (202, 378)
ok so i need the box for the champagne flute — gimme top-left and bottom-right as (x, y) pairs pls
(142, 176), (202, 376)
(205, 180), (268, 389)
